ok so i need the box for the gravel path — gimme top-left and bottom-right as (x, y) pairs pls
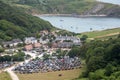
(4, 51), (38, 80)
(5, 66), (19, 80)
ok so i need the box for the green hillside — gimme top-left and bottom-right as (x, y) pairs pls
(0, 1), (53, 41)
(1, 0), (120, 16)
(17, 0), (96, 14)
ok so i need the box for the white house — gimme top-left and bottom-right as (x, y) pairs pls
(72, 37), (81, 43)
(39, 38), (49, 44)
(24, 37), (37, 44)
(55, 35), (81, 43)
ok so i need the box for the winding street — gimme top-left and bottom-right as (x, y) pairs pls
(4, 51), (38, 80)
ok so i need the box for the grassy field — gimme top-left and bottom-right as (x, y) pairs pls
(0, 72), (12, 80)
(17, 69), (82, 80)
(77, 28), (120, 39)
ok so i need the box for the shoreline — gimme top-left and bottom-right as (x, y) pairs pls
(34, 14), (120, 18)
(34, 14), (107, 18)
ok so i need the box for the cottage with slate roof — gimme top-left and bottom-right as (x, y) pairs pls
(2, 39), (23, 48)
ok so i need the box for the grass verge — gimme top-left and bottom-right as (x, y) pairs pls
(77, 28), (120, 40)
(17, 69), (81, 80)
(0, 71), (12, 80)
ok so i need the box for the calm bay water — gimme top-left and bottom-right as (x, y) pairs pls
(38, 0), (120, 33)
(97, 0), (120, 5)
(39, 16), (120, 33)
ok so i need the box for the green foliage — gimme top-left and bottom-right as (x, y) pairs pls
(0, 52), (25, 62)
(0, 47), (4, 53)
(17, 43), (24, 47)
(109, 71), (120, 80)
(77, 37), (120, 79)
(117, 34), (120, 38)
(68, 47), (81, 58)
(105, 43), (120, 64)
(78, 44), (88, 59)
(105, 63), (114, 76)
(80, 35), (88, 41)
(56, 30), (75, 36)
(16, 0), (96, 14)
(56, 49), (61, 54)
(1, 0), (120, 16)
(87, 56), (106, 72)
(56, 49), (67, 59)
(0, 1), (53, 41)
(12, 52), (25, 61)
(63, 40), (73, 42)
(67, 43), (88, 59)
(88, 69), (106, 80)
(0, 20), (26, 40)
(43, 54), (50, 60)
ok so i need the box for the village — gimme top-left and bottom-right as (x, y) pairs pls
(0, 30), (81, 74)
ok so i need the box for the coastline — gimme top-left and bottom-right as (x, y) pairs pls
(34, 14), (107, 18)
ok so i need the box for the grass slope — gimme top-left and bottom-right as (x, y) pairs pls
(15, 0), (98, 14)
(17, 69), (81, 80)
(1, 0), (120, 16)
(78, 28), (120, 39)
(0, 72), (12, 80)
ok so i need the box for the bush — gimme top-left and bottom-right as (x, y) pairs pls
(0, 48), (4, 53)
(89, 69), (106, 80)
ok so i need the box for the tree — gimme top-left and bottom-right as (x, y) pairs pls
(35, 32), (41, 38)
(117, 33), (120, 38)
(12, 52), (25, 61)
(68, 47), (80, 58)
(77, 37), (120, 79)
(105, 44), (120, 64)
(56, 49), (61, 54)
(105, 64), (113, 76)
(93, 47), (105, 56)
(109, 71), (120, 80)
(17, 43), (24, 47)
(87, 56), (106, 72)
(57, 50), (66, 59)
(80, 35), (88, 41)
(43, 54), (50, 60)
(89, 69), (106, 80)
(0, 48), (4, 53)
(79, 44), (88, 59)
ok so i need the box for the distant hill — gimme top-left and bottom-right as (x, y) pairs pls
(1, 0), (120, 16)
(0, 1), (53, 41)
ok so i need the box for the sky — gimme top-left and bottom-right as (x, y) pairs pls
(97, 0), (120, 5)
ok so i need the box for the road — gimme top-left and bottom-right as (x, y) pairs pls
(4, 66), (19, 80)
(4, 51), (39, 80)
